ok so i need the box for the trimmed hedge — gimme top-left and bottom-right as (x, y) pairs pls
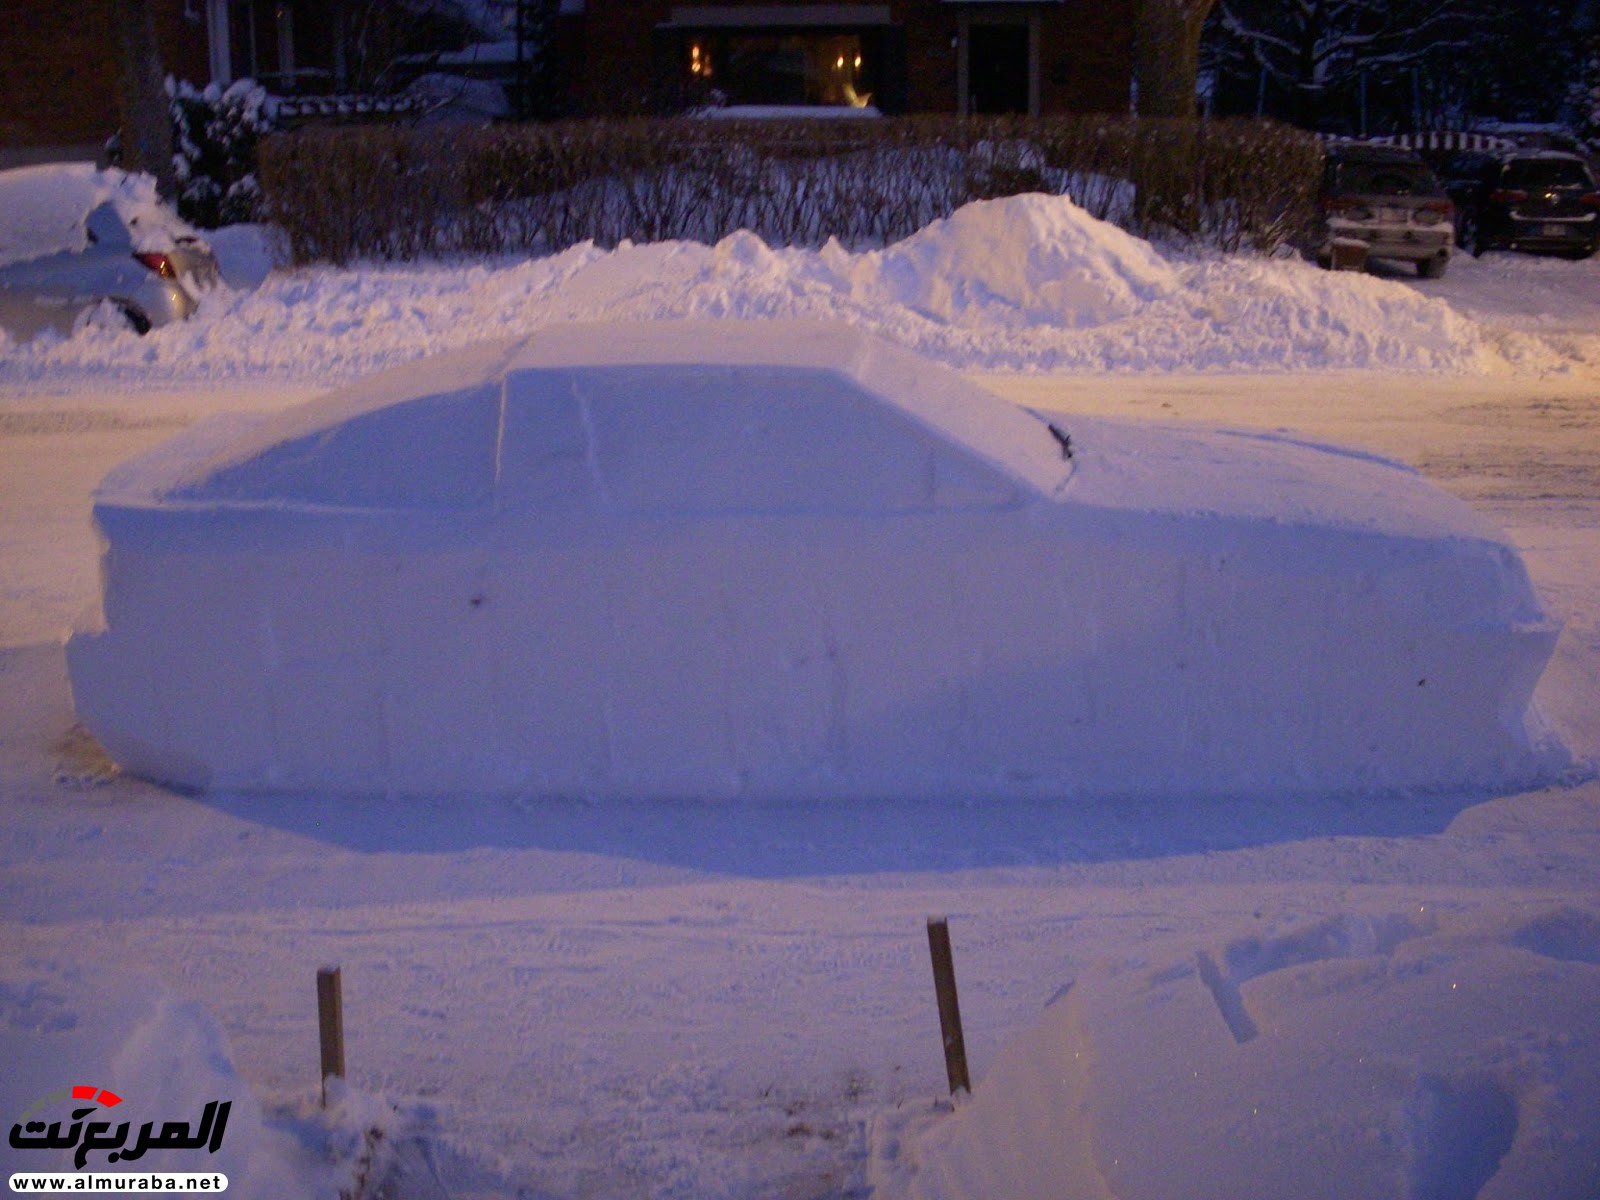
(257, 116), (1322, 265)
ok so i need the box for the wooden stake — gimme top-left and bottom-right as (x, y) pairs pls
(926, 917), (971, 1095)
(317, 965), (345, 1106)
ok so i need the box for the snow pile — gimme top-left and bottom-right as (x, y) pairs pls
(872, 905), (1600, 1200)
(1163, 254), (1494, 372)
(833, 193), (1182, 330)
(406, 72), (511, 122)
(66, 321), (1564, 799)
(12, 173), (1589, 383)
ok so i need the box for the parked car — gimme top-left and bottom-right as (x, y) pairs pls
(1312, 143), (1455, 278)
(0, 166), (219, 340)
(1444, 150), (1600, 258)
(66, 321), (1559, 800)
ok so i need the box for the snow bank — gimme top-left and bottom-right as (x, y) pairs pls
(4, 182), (1555, 384)
(873, 904), (1600, 1200)
(66, 321), (1564, 799)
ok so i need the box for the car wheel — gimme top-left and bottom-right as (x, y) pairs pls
(1456, 212), (1487, 256)
(1416, 256), (1448, 279)
(73, 300), (151, 337)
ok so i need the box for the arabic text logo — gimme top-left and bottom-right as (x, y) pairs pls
(9, 1086), (230, 1171)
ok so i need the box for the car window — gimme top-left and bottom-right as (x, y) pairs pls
(502, 365), (1018, 516)
(84, 202), (131, 248)
(177, 387), (501, 510)
(1501, 158), (1595, 189)
(1334, 161), (1440, 196)
(1443, 154), (1494, 183)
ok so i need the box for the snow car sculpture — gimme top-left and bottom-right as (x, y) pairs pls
(66, 321), (1563, 798)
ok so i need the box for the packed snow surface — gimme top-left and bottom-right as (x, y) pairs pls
(4, 165), (1600, 1199)
(873, 906), (1600, 1200)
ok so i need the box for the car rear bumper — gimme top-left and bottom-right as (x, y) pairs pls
(1501, 216), (1599, 253)
(133, 276), (202, 325)
(1316, 230), (1453, 264)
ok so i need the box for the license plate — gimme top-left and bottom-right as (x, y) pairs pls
(1541, 223), (1570, 237)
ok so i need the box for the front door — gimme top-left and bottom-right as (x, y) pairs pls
(968, 23), (1030, 114)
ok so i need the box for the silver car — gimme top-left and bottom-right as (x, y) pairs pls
(1312, 143), (1455, 278)
(0, 198), (219, 339)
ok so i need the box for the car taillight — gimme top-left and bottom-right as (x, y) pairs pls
(1582, 192), (1600, 208)
(1322, 197), (1373, 220)
(1415, 199), (1453, 225)
(1488, 189), (1529, 205)
(133, 251), (177, 280)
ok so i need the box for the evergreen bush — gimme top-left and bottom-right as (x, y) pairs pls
(169, 78), (276, 228)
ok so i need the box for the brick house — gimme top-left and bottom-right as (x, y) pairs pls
(3, 0), (1131, 163)
(1, 0), (210, 162)
(579, 2), (1133, 117)
(1, 0), (483, 159)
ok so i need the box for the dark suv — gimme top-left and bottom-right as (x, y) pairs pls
(1312, 144), (1455, 278)
(1444, 151), (1600, 258)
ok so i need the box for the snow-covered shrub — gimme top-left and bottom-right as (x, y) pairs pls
(169, 78), (277, 228)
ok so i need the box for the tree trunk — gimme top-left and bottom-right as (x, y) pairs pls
(516, 0), (565, 119)
(110, 0), (176, 198)
(1134, 0), (1215, 118)
(1131, 0), (1216, 235)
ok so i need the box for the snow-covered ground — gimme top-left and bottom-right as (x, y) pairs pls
(3, 185), (1600, 1199)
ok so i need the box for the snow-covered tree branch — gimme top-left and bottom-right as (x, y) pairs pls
(1209, 0), (1486, 125)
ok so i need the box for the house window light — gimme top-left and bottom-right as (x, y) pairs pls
(686, 32), (873, 108)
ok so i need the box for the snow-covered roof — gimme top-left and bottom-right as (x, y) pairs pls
(0, 164), (200, 267)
